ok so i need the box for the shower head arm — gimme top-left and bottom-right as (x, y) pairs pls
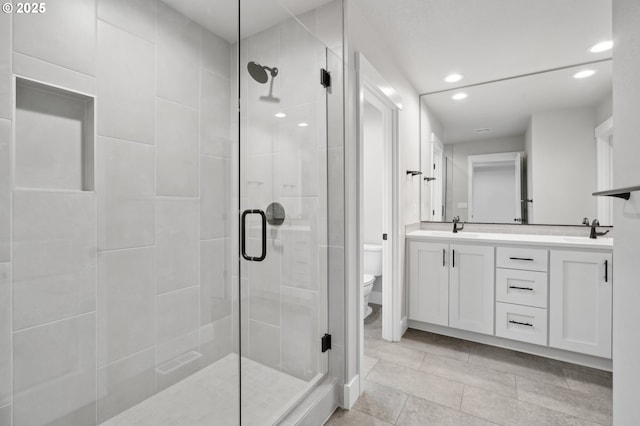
(263, 65), (278, 78)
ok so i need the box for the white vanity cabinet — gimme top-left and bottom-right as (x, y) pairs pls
(408, 241), (449, 325)
(449, 244), (495, 335)
(407, 241), (494, 335)
(549, 250), (613, 358)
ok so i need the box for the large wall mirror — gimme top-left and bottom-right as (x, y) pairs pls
(419, 8), (613, 226)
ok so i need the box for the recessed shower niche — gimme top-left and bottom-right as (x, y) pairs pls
(15, 77), (95, 191)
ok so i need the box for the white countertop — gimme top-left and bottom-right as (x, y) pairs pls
(406, 230), (613, 249)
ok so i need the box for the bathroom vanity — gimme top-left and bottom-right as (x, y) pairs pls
(406, 230), (613, 368)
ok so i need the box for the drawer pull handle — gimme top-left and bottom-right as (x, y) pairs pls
(509, 257), (534, 261)
(443, 248), (446, 267)
(605, 260), (608, 283)
(509, 320), (533, 327)
(508, 285), (534, 291)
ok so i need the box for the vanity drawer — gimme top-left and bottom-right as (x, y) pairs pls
(496, 268), (548, 308)
(496, 247), (548, 272)
(496, 302), (548, 346)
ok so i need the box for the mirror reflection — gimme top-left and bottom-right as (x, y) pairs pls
(420, 60), (613, 226)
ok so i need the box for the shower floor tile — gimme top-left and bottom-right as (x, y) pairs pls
(101, 354), (308, 426)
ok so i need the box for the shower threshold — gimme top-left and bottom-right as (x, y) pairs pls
(101, 354), (309, 426)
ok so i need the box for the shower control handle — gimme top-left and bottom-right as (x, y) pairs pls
(241, 209), (267, 262)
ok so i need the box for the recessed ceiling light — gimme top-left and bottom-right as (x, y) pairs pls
(444, 73), (463, 83)
(573, 70), (596, 79)
(298, 122), (309, 127)
(473, 128), (492, 134)
(452, 92), (468, 100)
(589, 40), (613, 53)
(274, 112), (286, 118)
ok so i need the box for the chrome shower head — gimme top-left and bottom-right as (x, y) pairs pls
(247, 61), (278, 84)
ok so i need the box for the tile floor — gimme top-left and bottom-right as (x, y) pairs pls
(326, 305), (612, 426)
(101, 354), (308, 426)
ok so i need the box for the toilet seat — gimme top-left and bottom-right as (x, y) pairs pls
(363, 274), (375, 287)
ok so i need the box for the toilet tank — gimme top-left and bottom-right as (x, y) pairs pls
(363, 244), (383, 276)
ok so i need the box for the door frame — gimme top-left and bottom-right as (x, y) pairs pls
(595, 117), (614, 225)
(467, 151), (523, 223)
(355, 53), (403, 357)
(430, 133), (444, 221)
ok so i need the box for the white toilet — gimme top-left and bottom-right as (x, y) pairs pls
(363, 244), (382, 318)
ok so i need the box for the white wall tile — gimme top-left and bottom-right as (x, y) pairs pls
(200, 316), (232, 367)
(328, 147), (344, 246)
(157, 286), (200, 347)
(97, 137), (155, 250)
(98, 247), (155, 366)
(97, 348), (156, 423)
(0, 264), (10, 407)
(201, 70), (231, 157)
(200, 238), (231, 324)
(281, 286), (318, 381)
(328, 246), (344, 346)
(15, 82), (89, 191)
(0, 120), (9, 262)
(13, 191), (96, 330)
(279, 19), (321, 108)
(248, 238), (280, 326)
(97, 21), (155, 145)
(248, 320), (280, 371)
(0, 11), (11, 120)
(13, 53), (97, 97)
(200, 156), (231, 239)
(0, 404), (9, 426)
(157, 198), (199, 294)
(156, 99), (199, 197)
(279, 197), (319, 291)
(276, 103), (319, 197)
(201, 28), (231, 79)
(13, 0), (96, 76)
(13, 313), (96, 426)
(98, 0), (157, 43)
(157, 2), (200, 108)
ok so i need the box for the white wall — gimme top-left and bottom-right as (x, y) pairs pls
(529, 107), (597, 224)
(472, 163), (517, 223)
(363, 101), (384, 244)
(420, 98), (444, 221)
(446, 136), (524, 221)
(596, 92), (613, 125)
(525, 119), (534, 221)
(344, 0), (421, 397)
(612, 0), (640, 423)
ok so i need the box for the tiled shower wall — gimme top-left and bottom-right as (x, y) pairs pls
(0, 1), (234, 424)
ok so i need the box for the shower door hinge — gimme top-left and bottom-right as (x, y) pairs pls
(321, 333), (332, 352)
(320, 68), (331, 88)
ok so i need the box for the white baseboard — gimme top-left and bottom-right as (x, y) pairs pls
(369, 290), (382, 305)
(400, 315), (408, 335)
(342, 374), (360, 409)
(408, 320), (613, 371)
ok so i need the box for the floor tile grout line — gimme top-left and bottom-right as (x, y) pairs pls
(392, 393), (409, 425)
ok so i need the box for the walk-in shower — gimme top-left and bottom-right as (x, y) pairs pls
(0, 0), (344, 425)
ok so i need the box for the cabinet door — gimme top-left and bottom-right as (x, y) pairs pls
(449, 244), (495, 335)
(408, 241), (449, 325)
(549, 250), (612, 358)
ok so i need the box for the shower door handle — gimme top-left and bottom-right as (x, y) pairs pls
(241, 209), (267, 262)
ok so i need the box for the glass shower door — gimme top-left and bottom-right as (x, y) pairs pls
(239, 2), (330, 423)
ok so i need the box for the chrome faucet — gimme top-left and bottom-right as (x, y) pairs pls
(590, 219), (610, 239)
(453, 216), (464, 233)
